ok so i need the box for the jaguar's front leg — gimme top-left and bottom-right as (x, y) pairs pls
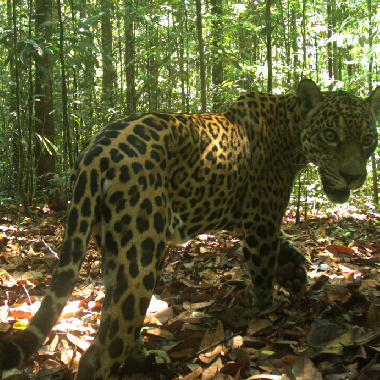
(276, 230), (307, 298)
(242, 225), (280, 308)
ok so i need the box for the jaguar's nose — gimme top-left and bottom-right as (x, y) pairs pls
(338, 170), (362, 185)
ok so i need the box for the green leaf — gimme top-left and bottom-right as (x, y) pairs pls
(230, 59), (242, 70)
(261, 25), (274, 36)
(35, 133), (60, 155)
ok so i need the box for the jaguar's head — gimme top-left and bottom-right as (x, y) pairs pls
(298, 79), (380, 204)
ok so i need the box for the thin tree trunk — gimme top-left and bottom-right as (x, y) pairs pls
(326, 1), (333, 90)
(266, 0), (272, 92)
(291, 2), (299, 85)
(371, 156), (378, 206)
(167, 10), (172, 110)
(296, 175), (301, 224)
(286, 0), (291, 85)
(101, 0), (115, 108)
(302, 0), (307, 71)
(73, 67), (80, 159)
(195, 0), (206, 112)
(12, 0), (28, 211)
(124, 0), (136, 115)
(77, 0), (94, 141)
(34, 0), (55, 182)
(313, 1), (319, 82)
(367, 0), (373, 91)
(146, 25), (158, 111)
(367, 0), (378, 205)
(7, 0), (16, 193)
(185, 5), (190, 112)
(332, 1), (339, 82)
(57, 0), (72, 170)
(70, 0), (80, 160)
(211, 0), (223, 111)
(177, 4), (186, 112)
(278, 0), (289, 87)
(27, 0), (33, 201)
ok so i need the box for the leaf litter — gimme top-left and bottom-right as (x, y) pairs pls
(0, 203), (379, 380)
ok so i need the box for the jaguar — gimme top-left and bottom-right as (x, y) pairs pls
(1, 79), (379, 379)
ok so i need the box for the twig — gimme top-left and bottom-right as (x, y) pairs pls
(178, 329), (245, 365)
(42, 239), (59, 259)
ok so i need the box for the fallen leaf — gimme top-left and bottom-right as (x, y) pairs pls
(326, 244), (355, 255)
(291, 355), (323, 380)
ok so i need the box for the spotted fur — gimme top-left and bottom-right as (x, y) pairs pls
(1, 80), (379, 379)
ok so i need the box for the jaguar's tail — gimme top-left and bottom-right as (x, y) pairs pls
(0, 169), (97, 369)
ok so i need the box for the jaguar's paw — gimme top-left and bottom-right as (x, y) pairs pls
(277, 246), (308, 300)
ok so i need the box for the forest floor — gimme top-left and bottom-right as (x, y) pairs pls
(0, 201), (379, 380)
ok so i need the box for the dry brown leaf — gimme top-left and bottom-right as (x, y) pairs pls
(247, 318), (272, 336)
(183, 299), (215, 310)
(8, 310), (32, 319)
(144, 327), (174, 340)
(181, 366), (203, 380)
(323, 287), (351, 303)
(321, 329), (355, 355)
(291, 355), (323, 380)
(199, 321), (225, 364)
(2, 374), (30, 380)
(211, 372), (229, 380)
(202, 357), (222, 380)
(307, 320), (341, 348)
(259, 358), (288, 373)
(326, 244), (355, 255)
(169, 347), (198, 359)
(367, 303), (380, 325)
(66, 332), (90, 351)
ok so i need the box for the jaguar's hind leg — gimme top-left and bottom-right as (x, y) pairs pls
(74, 198), (170, 379)
(76, 238), (168, 379)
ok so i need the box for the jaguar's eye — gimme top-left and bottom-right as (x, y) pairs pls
(323, 129), (338, 142)
(362, 134), (374, 146)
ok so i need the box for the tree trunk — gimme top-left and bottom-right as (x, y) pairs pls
(7, 0), (16, 192)
(177, 4), (187, 112)
(313, 1), (319, 81)
(367, 0), (378, 205)
(27, 0), (33, 201)
(70, 0), (80, 160)
(78, 0), (94, 141)
(332, 1), (339, 82)
(146, 25), (158, 112)
(124, 0), (136, 115)
(185, 5), (190, 112)
(291, 1), (299, 85)
(211, 0), (223, 111)
(326, 1), (333, 90)
(10, 0), (29, 210)
(302, 0), (307, 70)
(57, 0), (72, 170)
(101, 0), (116, 108)
(266, 0), (272, 92)
(34, 0), (55, 182)
(367, 0), (374, 91)
(195, 0), (206, 112)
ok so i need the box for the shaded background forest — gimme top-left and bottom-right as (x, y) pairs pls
(1, 0), (380, 215)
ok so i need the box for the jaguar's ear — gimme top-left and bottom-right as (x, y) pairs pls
(297, 79), (322, 118)
(366, 86), (380, 121)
